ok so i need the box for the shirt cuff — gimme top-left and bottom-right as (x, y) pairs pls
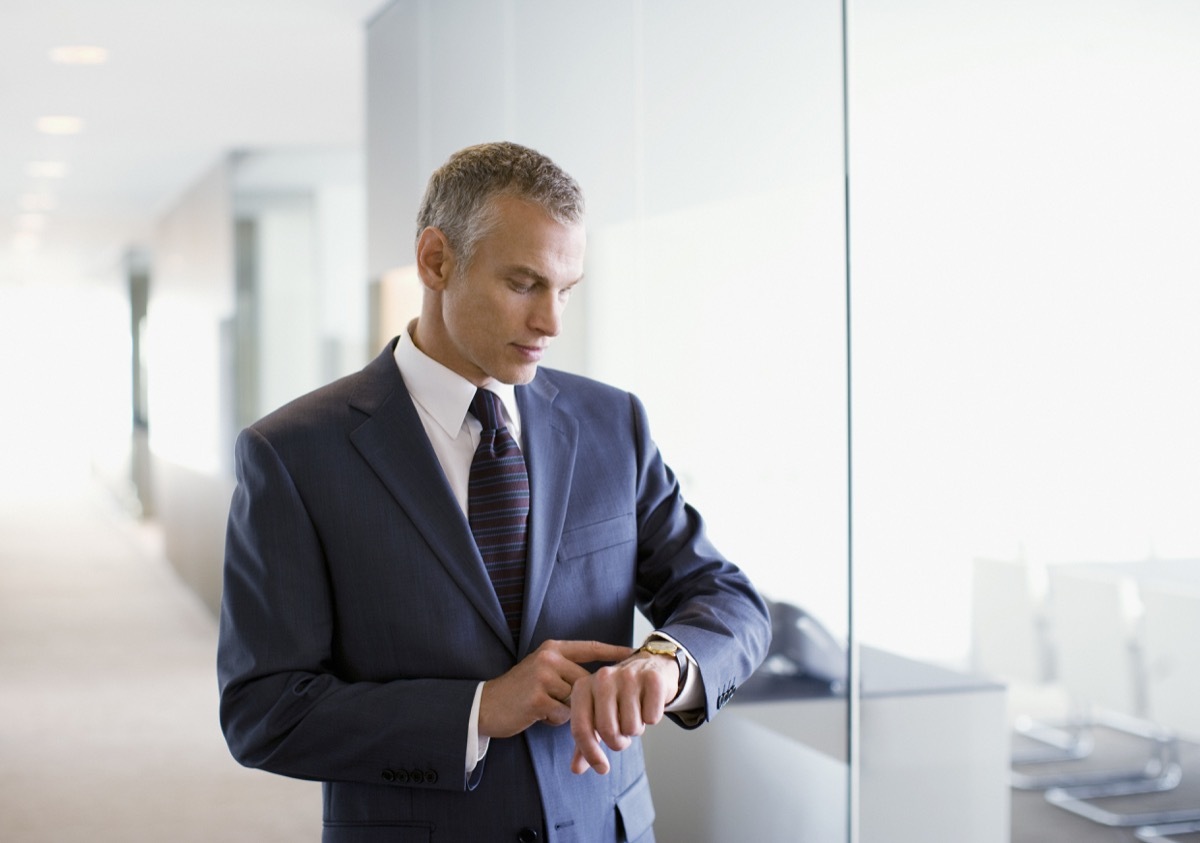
(643, 632), (704, 713)
(466, 681), (490, 774)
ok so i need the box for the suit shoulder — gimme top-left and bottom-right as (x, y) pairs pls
(249, 374), (352, 436)
(247, 350), (403, 443)
(536, 367), (631, 402)
(535, 367), (639, 415)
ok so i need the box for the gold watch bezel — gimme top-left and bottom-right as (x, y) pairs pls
(639, 641), (679, 657)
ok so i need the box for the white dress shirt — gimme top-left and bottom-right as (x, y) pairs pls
(392, 326), (701, 774)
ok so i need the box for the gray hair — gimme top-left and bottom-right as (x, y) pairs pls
(416, 141), (585, 269)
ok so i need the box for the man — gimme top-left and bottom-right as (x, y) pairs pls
(218, 141), (770, 842)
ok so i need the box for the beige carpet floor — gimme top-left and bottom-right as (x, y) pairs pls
(0, 479), (321, 843)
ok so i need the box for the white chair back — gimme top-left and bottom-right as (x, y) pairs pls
(1045, 565), (1143, 717)
(970, 556), (1049, 684)
(1139, 579), (1200, 740)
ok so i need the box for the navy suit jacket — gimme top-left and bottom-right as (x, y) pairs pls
(217, 340), (770, 842)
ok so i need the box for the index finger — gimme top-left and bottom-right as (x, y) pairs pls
(554, 640), (635, 666)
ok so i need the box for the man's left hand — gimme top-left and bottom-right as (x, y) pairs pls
(568, 650), (680, 775)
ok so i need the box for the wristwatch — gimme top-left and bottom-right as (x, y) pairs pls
(638, 636), (688, 702)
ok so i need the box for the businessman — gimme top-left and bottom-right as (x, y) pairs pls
(217, 141), (771, 842)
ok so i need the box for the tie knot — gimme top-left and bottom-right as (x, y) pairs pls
(469, 388), (505, 432)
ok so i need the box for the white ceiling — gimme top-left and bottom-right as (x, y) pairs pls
(0, 0), (388, 286)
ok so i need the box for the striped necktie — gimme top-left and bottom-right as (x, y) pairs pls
(467, 388), (529, 642)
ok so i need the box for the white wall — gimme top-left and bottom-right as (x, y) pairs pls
(145, 158), (238, 608)
(148, 159), (236, 476)
(233, 146), (369, 400)
(145, 148), (366, 611)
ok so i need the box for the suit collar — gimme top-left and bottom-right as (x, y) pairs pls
(516, 373), (578, 657)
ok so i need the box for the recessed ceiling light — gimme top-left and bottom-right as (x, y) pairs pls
(27, 161), (69, 178)
(49, 45), (109, 65)
(36, 115), (84, 135)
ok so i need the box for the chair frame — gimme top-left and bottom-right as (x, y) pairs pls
(1012, 705), (1171, 794)
(1136, 820), (1200, 842)
(1042, 727), (1187, 826)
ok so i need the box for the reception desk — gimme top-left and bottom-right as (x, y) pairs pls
(643, 647), (1009, 842)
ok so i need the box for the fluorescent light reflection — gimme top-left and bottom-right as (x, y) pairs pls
(48, 45), (109, 65)
(36, 116), (84, 135)
(27, 161), (69, 179)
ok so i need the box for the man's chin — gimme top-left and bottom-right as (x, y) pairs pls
(511, 365), (539, 385)
(490, 362), (538, 386)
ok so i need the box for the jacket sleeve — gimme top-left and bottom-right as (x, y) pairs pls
(217, 426), (479, 791)
(626, 393), (772, 725)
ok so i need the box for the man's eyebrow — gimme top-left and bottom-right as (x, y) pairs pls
(502, 265), (549, 283)
(501, 265), (585, 286)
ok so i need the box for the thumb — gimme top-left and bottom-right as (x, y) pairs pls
(558, 640), (635, 666)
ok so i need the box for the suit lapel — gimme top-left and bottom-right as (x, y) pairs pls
(516, 374), (578, 658)
(347, 344), (515, 652)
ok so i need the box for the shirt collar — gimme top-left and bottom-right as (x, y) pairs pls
(393, 324), (522, 440)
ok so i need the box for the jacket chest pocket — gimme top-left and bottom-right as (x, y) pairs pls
(557, 513), (636, 562)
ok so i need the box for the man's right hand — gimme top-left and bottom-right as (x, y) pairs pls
(479, 639), (633, 739)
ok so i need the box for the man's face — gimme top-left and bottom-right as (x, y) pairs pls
(437, 195), (586, 386)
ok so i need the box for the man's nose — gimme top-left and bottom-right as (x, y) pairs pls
(531, 292), (563, 337)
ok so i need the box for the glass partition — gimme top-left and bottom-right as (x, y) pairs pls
(599, 5), (850, 839)
(367, 0), (850, 838)
(849, 1), (1200, 839)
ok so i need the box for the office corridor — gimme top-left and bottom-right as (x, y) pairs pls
(0, 475), (320, 842)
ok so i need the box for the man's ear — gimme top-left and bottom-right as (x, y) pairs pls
(415, 226), (455, 291)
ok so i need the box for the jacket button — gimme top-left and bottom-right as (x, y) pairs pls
(381, 769), (395, 782)
(517, 828), (539, 842)
(395, 769), (410, 784)
(409, 769), (425, 784)
(425, 769), (438, 784)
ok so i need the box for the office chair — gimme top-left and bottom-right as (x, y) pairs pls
(1129, 579), (1200, 841)
(970, 557), (1095, 773)
(1043, 569), (1194, 827)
